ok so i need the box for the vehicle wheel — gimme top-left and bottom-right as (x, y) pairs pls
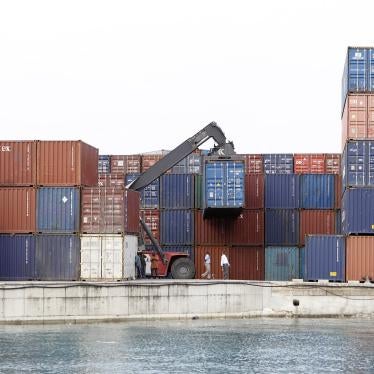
(170, 258), (195, 279)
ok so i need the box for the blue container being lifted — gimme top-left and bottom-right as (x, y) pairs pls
(125, 173), (159, 209)
(263, 154), (293, 174)
(98, 155), (111, 174)
(300, 174), (335, 209)
(265, 247), (299, 281)
(265, 174), (300, 209)
(160, 174), (194, 209)
(265, 209), (299, 246)
(304, 235), (345, 282)
(0, 235), (36, 280)
(160, 209), (194, 245)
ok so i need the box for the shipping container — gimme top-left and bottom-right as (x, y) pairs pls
(37, 187), (80, 233)
(126, 174), (159, 209)
(194, 210), (229, 245)
(0, 141), (37, 186)
(160, 174), (194, 209)
(0, 187), (36, 233)
(194, 246), (230, 280)
(37, 141), (98, 186)
(230, 246), (264, 280)
(80, 235), (101, 279)
(336, 210), (342, 234)
(98, 173), (125, 188)
(141, 152), (168, 172)
(229, 210), (264, 245)
(325, 154), (341, 175)
(294, 154), (326, 174)
(304, 235), (345, 282)
(160, 209), (194, 245)
(265, 174), (300, 209)
(194, 174), (203, 209)
(265, 247), (299, 281)
(241, 154), (264, 174)
(335, 174), (342, 209)
(98, 155), (111, 174)
(245, 174), (264, 209)
(299, 247), (305, 280)
(299, 210), (336, 246)
(123, 235), (137, 280)
(263, 154), (293, 174)
(346, 236), (374, 281)
(111, 155), (142, 174)
(171, 153), (202, 174)
(0, 235), (36, 280)
(342, 188), (374, 234)
(36, 234), (80, 281)
(265, 209), (299, 246)
(140, 209), (160, 245)
(300, 174), (335, 209)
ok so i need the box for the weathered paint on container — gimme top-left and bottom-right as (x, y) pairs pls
(140, 209), (160, 245)
(160, 209), (194, 245)
(194, 174), (203, 209)
(98, 155), (111, 174)
(263, 154), (293, 174)
(342, 188), (374, 234)
(299, 247), (305, 280)
(37, 141), (98, 186)
(194, 210), (228, 245)
(230, 210), (264, 245)
(161, 245), (194, 261)
(265, 209), (299, 246)
(0, 188), (36, 233)
(230, 246), (264, 280)
(245, 174), (264, 209)
(101, 235), (123, 280)
(325, 154), (341, 175)
(160, 174), (194, 209)
(300, 174), (335, 209)
(0, 141), (37, 186)
(299, 210), (336, 246)
(80, 235), (101, 279)
(194, 246), (229, 280)
(265, 174), (300, 209)
(304, 235), (345, 282)
(37, 187), (80, 233)
(98, 173), (125, 188)
(126, 174), (159, 209)
(241, 154), (264, 174)
(265, 247), (299, 281)
(111, 155), (142, 174)
(294, 154), (326, 174)
(171, 153), (202, 174)
(0, 235), (36, 280)
(36, 234), (80, 281)
(346, 236), (374, 281)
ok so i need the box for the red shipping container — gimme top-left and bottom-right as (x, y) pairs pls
(229, 210), (264, 245)
(230, 246), (264, 280)
(141, 152), (169, 172)
(140, 209), (160, 245)
(299, 210), (336, 246)
(37, 141), (98, 186)
(335, 174), (342, 209)
(346, 236), (374, 281)
(368, 95), (374, 138)
(81, 187), (139, 234)
(325, 154), (341, 175)
(111, 155), (142, 174)
(245, 175), (264, 209)
(98, 173), (125, 188)
(241, 154), (263, 174)
(294, 154), (326, 174)
(194, 246), (230, 280)
(0, 187), (36, 233)
(0, 141), (37, 186)
(195, 210), (228, 245)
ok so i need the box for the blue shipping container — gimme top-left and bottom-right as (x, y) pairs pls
(304, 235), (345, 282)
(36, 235), (80, 280)
(265, 209), (299, 246)
(265, 247), (299, 281)
(126, 174), (159, 208)
(98, 155), (111, 174)
(0, 235), (36, 280)
(263, 154), (293, 174)
(342, 188), (374, 234)
(160, 174), (194, 209)
(300, 174), (335, 209)
(37, 188), (80, 233)
(265, 174), (300, 209)
(299, 247), (305, 280)
(160, 209), (194, 245)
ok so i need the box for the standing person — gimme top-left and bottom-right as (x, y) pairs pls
(150, 252), (158, 278)
(140, 253), (146, 278)
(201, 252), (211, 279)
(135, 253), (142, 279)
(221, 250), (230, 280)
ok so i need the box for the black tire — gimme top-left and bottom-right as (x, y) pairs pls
(170, 257), (195, 279)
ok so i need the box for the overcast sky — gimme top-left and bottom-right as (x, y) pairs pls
(0, 1), (373, 155)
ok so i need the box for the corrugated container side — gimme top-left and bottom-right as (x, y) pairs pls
(98, 155), (111, 174)
(140, 209), (160, 245)
(0, 235), (36, 280)
(141, 154), (165, 172)
(342, 140), (367, 189)
(265, 174), (300, 209)
(123, 235), (137, 280)
(325, 154), (341, 175)
(265, 247), (299, 281)
(245, 174), (264, 209)
(98, 173), (125, 188)
(336, 210), (342, 234)
(265, 209), (299, 246)
(37, 187), (80, 233)
(304, 235), (345, 282)
(171, 153), (202, 174)
(0, 141), (37, 186)
(368, 94), (374, 137)
(294, 154), (326, 174)
(161, 245), (194, 261)
(346, 236), (374, 281)
(230, 246), (264, 280)
(194, 175), (203, 209)
(111, 155), (142, 174)
(241, 154), (264, 174)
(263, 154), (293, 174)
(101, 235), (124, 280)
(194, 210), (228, 245)
(342, 94), (367, 144)
(160, 209), (194, 245)
(299, 247), (305, 280)
(160, 174), (194, 209)
(125, 189), (140, 234)
(0, 187), (36, 233)
(194, 246), (230, 280)
(36, 234), (80, 281)
(229, 210), (264, 245)
(299, 210), (336, 246)
(335, 174), (342, 209)
(80, 235), (101, 280)
(300, 174), (335, 209)
(126, 174), (159, 209)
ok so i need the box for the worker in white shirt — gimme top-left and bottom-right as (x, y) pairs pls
(221, 250), (230, 280)
(201, 252), (211, 279)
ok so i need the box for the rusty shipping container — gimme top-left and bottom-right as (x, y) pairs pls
(0, 188), (36, 233)
(230, 246), (264, 280)
(110, 155), (142, 174)
(346, 236), (374, 281)
(141, 152), (168, 172)
(0, 141), (37, 186)
(299, 210), (336, 246)
(245, 174), (264, 209)
(37, 141), (98, 186)
(229, 210), (264, 245)
(140, 209), (160, 245)
(194, 210), (229, 245)
(325, 154), (341, 175)
(98, 173), (125, 188)
(194, 246), (230, 280)
(294, 154), (326, 174)
(241, 154), (264, 174)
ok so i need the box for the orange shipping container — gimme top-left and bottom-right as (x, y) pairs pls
(230, 246), (264, 280)
(346, 236), (374, 281)
(141, 152), (168, 172)
(140, 209), (160, 245)
(194, 246), (230, 280)
(111, 155), (141, 174)
(98, 173), (125, 188)
(294, 154), (326, 174)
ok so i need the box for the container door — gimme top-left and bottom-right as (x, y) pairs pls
(226, 161), (244, 207)
(80, 236), (101, 280)
(205, 162), (224, 207)
(123, 235), (138, 279)
(102, 236), (123, 279)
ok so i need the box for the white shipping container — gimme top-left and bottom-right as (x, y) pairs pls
(102, 236), (123, 280)
(81, 235), (101, 280)
(124, 235), (138, 280)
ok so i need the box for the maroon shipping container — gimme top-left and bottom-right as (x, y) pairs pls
(294, 154), (326, 174)
(346, 236), (374, 281)
(98, 173), (125, 188)
(0, 141), (37, 186)
(241, 154), (263, 174)
(37, 141), (98, 186)
(325, 154), (341, 175)
(141, 153), (167, 172)
(140, 209), (160, 245)
(81, 187), (139, 234)
(111, 155), (142, 174)
(335, 174), (342, 209)
(0, 188), (36, 233)
(195, 210), (228, 245)
(299, 210), (336, 246)
(245, 175), (264, 209)
(229, 210), (264, 245)
(194, 246), (230, 280)
(230, 246), (264, 280)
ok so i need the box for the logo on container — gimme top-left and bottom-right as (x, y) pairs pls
(1, 145), (11, 152)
